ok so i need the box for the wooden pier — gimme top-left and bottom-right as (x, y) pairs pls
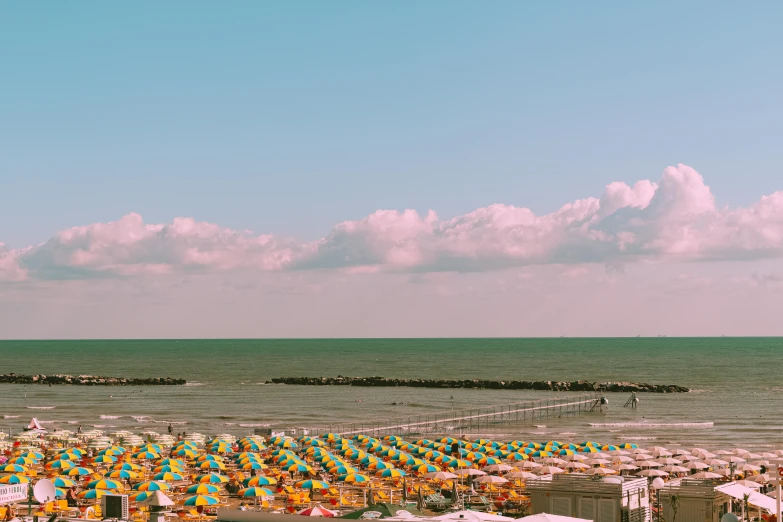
(287, 393), (603, 438)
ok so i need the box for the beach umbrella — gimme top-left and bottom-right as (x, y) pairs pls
(196, 455), (223, 463)
(198, 461), (226, 470)
(133, 451), (160, 460)
(52, 477), (77, 488)
(369, 461), (394, 471)
(454, 469), (486, 477)
(638, 469), (669, 477)
(130, 491), (152, 502)
(0, 474), (30, 484)
(87, 479), (122, 490)
(339, 473), (370, 484)
(154, 472), (183, 482)
(19, 451), (44, 460)
(661, 466), (689, 473)
(196, 473), (229, 484)
(92, 455), (117, 464)
(245, 476), (277, 487)
(328, 465), (356, 475)
(298, 505), (337, 517)
(475, 475), (509, 484)
(174, 449), (198, 459)
(413, 464), (439, 475)
(239, 462), (265, 470)
(284, 463), (313, 474)
(186, 484), (221, 495)
(505, 471), (537, 480)
(564, 462), (589, 470)
(183, 495), (219, 506)
(112, 463), (142, 471)
(8, 457), (36, 465)
(483, 464), (514, 474)
(585, 468), (618, 476)
(65, 467), (94, 476)
(424, 471), (458, 481)
(79, 489), (110, 500)
(1, 464), (27, 473)
(134, 481), (170, 492)
(378, 469), (407, 478)
(109, 470), (138, 480)
(686, 462), (710, 470)
(238, 487), (274, 498)
(295, 479), (330, 490)
(690, 471), (722, 480)
(535, 466), (565, 475)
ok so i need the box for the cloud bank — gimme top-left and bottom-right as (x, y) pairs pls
(4, 164), (783, 282)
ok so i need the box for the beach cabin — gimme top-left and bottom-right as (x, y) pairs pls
(526, 474), (651, 522)
(657, 480), (776, 522)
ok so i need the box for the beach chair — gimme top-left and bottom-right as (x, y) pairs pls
(375, 491), (391, 502)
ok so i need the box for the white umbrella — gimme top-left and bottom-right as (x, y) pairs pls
(608, 450), (631, 456)
(483, 464), (513, 474)
(612, 464), (639, 471)
(584, 468), (617, 476)
(542, 458), (567, 466)
(424, 471), (459, 480)
(735, 480), (763, 489)
(741, 464), (762, 472)
(517, 461), (542, 470)
(638, 469), (669, 477)
(564, 462), (589, 470)
(612, 456), (634, 464)
(475, 475), (509, 485)
(727, 456), (747, 464)
(586, 459), (611, 466)
(715, 450), (734, 456)
(680, 454), (702, 462)
(535, 466), (565, 475)
(751, 474), (771, 484)
(697, 451), (717, 460)
(703, 459), (729, 467)
(686, 462), (710, 470)
(563, 454), (588, 462)
(454, 469), (486, 477)
(656, 458), (682, 465)
(505, 471), (537, 480)
(651, 449), (673, 458)
(661, 465), (689, 473)
(715, 468), (742, 477)
(690, 472), (722, 480)
(637, 460), (662, 468)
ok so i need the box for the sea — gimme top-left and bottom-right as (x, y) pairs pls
(0, 338), (781, 450)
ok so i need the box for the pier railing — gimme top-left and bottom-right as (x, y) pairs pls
(285, 393), (602, 438)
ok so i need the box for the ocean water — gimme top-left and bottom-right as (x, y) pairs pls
(0, 338), (781, 449)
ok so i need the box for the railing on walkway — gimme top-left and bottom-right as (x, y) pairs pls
(286, 393), (602, 438)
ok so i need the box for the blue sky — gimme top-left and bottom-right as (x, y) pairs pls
(3, 2), (783, 338)
(3, 1), (782, 248)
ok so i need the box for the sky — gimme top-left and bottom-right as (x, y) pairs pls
(1, 2), (782, 338)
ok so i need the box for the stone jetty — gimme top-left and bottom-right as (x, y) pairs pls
(0, 373), (186, 386)
(268, 376), (689, 393)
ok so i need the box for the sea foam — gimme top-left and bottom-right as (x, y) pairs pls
(589, 422), (714, 428)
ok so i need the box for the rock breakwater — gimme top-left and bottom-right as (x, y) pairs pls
(268, 376), (689, 393)
(0, 373), (186, 386)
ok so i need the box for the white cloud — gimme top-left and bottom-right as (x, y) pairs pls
(3, 164), (783, 282)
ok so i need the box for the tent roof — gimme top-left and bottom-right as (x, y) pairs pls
(339, 503), (426, 519)
(716, 483), (776, 512)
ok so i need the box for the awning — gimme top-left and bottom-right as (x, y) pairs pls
(716, 483), (777, 512)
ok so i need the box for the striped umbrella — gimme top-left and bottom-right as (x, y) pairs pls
(294, 479), (329, 490)
(338, 473), (370, 484)
(53, 477), (77, 488)
(183, 495), (219, 507)
(186, 484), (221, 495)
(133, 481), (170, 492)
(78, 489), (109, 500)
(377, 469), (407, 478)
(154, 472), (183, 482)
(87, 479), (122, 490)
(65, 467), (94, 477)
(1, 464), (27, 473)
(0, 474), (30, 484)
(238, 487), (274, 498)
(109, 470), (138, 480)
(196, 473), (229, 484)
(244, 476), (277, 487)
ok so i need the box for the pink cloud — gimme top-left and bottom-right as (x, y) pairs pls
(4, 164), (783, 282)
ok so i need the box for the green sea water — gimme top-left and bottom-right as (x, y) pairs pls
(0, 338), (781, 448)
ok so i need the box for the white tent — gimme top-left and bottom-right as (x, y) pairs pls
(516, 514), (592, 522)
(26, 418), (45, 431)
(715, 483), (776, 512)
(433, 511), (515, 522)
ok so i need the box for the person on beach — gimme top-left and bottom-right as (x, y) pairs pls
(168, 424), (173, 435)
(66, 487), (78, 507)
